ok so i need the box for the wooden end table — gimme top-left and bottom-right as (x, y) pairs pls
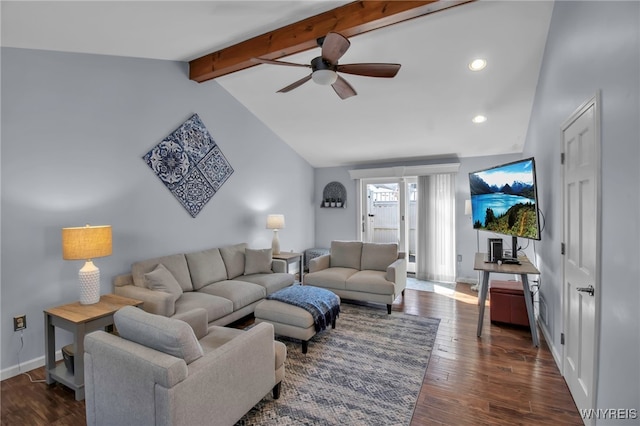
(44, 293), (143, 400)
(273, 251), (304, 282)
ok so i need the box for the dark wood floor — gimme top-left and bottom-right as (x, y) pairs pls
(1, 284), (582, 425)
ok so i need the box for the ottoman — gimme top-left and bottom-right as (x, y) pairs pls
(490, 280), (530, 327)
(254, 286), (340, 353)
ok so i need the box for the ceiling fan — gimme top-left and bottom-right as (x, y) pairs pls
(252, 32), (401, 100)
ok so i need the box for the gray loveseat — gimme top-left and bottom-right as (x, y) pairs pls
(85, 306), (286, 426)
(304, 241), (406, 314)
(114, 243), (295, 325)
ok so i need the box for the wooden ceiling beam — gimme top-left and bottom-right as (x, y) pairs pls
(189, 0), (475, 83)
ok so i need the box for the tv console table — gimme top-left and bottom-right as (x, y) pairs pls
(474, 253), (540, 346)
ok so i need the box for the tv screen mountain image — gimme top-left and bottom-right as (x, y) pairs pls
(469, 157), (541, 240)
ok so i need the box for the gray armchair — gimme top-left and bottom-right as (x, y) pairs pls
(84, 306), (286, 426)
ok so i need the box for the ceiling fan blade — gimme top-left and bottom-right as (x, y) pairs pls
(277, 74), (313, 93)
(337, 63), (401, 78)
(322, 32), (350, 64)
(331, 75), (357, 100)
(252, 57), (311, 68)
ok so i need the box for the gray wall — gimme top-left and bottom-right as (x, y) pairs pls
(314, 167), (358, 249)
(524, 1), (639, 419)
(0, 48), (315, 375)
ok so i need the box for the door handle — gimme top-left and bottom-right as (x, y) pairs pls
(576, 285), (595, 296)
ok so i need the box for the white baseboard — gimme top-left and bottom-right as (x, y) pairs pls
(456, 276), (479, 285)
(1, 350), (62, 381)
(538, 321), (563, 374)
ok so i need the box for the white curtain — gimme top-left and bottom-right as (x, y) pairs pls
(416, 174), (456, 282)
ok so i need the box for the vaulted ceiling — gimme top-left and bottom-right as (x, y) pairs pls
(1, 1), (555, 167)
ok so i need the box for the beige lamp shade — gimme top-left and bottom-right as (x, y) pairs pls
(62, 225), (112, 260)
(62, 224), (112, 305)
(266, 214), (285, 230)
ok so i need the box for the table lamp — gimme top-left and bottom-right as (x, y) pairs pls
(62, 224), (112, 304)
(266, 214), (285, 255)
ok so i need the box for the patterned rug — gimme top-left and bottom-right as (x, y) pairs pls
(236, 303), (440, 425)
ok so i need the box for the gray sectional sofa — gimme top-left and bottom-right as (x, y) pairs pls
(304, 241), (406, 314)
(114, 243), (295, 325)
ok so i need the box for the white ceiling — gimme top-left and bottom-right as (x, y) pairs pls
(1, 1), (554, 168)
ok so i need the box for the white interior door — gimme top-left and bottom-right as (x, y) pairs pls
(562, 94), (601, 423)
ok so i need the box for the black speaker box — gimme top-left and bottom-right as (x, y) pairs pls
(488, 238), (503, 263)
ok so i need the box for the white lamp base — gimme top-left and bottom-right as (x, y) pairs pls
(79, 260), (101, 305)
(272, 230), (281, 255)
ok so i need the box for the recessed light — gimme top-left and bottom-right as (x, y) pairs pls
(468, 58), (487, 71)
(472, 115), (487, 124)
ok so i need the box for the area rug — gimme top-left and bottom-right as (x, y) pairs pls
(236, 303), (440, 425)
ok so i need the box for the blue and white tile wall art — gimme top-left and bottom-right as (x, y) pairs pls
(143, 114), (234, 217)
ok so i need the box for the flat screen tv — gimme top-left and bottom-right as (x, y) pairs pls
(469, 157), (541, 257)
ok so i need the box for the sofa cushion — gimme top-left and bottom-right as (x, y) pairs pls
(345, 270), (396, 295)
(197, 325), (245, 353)
(174, 292), (234, 323)
(220, 243), (248, 279)
(144, 263), (183, 302)
(114, 306), (203, 365)
(244, 248), (273, 275)
(199, 280), (266, 311)
(239, 273), (295, 295)
(361, 243), (399, 272)
(303, 267), (358, 290)
(330, 241), (363, 270)
(185, 248), (227, 290)
(132, 254), (193, 292)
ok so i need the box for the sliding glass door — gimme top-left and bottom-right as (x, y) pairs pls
(351, 163), (460, 282)
(364, 181), (399, 244)
(360, 179), (416, 273)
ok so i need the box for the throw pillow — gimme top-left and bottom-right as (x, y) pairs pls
(244, 248), (273, 275)
(144, 263), (183, 303)
(131, 254), (193, 291)
(115, 306), (204, 364)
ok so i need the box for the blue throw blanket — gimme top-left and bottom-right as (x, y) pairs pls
(268, 285), (340, 332)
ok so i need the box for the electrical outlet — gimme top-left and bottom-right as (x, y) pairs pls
(14, 315), (26, 331)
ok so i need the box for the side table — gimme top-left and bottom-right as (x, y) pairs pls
(44, 293), (143, 400)
(273, 251), (304, 282)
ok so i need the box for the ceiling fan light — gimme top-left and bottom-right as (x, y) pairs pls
(468, 58), (487, 71)
(312, 69), (338, 85)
